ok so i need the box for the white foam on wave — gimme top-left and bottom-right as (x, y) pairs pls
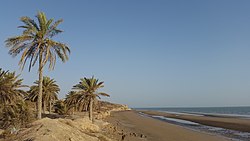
(202, 113), (250, 119)
(159, 111), (204, 117)
(158, 110), (250, 119)
(152, 115), (200, 125)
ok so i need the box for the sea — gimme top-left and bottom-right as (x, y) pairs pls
(135, 106), (250, 141)
(135, 106), (250, 117)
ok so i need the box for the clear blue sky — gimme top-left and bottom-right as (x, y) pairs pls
(1, 0), (250, 108)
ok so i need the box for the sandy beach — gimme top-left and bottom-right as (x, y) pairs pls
(106, 110), (229, 141)
(140, 110), (250, 132)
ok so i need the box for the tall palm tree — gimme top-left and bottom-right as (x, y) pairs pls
(0, 68), (26, 105)
(73, 76), (109, 122)
(5, 12), (70, 119)
(28, 76), (60, 114)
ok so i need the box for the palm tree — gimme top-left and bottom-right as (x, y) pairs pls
(0, 68), (26, 105)
(5, 12), (70, 119)
(65, 91), (89, 113)
(27, 76), (60, 114)
(1, 100), (32, 129)
(0, 69), (29, 129)
(73, 76), (109, 122)
(54, 100), (68, 115)
(64, 91), (78, 113)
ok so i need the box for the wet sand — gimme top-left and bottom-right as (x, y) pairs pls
(140, 110), (250, 132)
(106, 110), (229, 141)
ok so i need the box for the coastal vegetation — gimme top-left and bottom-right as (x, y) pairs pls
(0, 69), (32, 130)
(0, 68), (26, 105)
(0, 67), (112, 139)
(0, 11), (111, 139)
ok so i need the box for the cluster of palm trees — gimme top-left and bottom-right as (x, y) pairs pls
(0, 68), (30, 128)
(66, 77), (109, 121)
(1, 11), (109, 126)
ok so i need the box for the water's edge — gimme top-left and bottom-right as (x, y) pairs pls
(138, 111), (250, 141)
(135, 106), (250, 118)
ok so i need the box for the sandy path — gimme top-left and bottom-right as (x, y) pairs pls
(107, 110), (229, 141)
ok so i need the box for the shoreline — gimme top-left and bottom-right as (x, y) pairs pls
(139, 110), (250, 132)
(106, 110), (230, 141)
(138, 110), (250, 141)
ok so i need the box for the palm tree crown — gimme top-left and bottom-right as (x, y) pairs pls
(5, 12), (70, 71)
(73, 77), (109, 98)
(0, 68), (26, 105)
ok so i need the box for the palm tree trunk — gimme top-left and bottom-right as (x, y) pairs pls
(35, 101), (37, 111)
(89, 98), (93, 123)
(37, 53), (43, 119)
(43, 100), (46, 113)
(49, 101), (52, 114)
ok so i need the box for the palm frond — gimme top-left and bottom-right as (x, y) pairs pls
(0, 68), (26, 105)
(98, 92), (110, 97)
(5, 11), (70, 72)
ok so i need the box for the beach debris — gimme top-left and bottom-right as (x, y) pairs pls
(23, 138), (35, 141)
(140, 134), (147, 138)
(121, 134), (126, 140)
(134, 132), (138, 137)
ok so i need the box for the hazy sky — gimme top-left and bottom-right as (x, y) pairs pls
(1, 0), (250, 108)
